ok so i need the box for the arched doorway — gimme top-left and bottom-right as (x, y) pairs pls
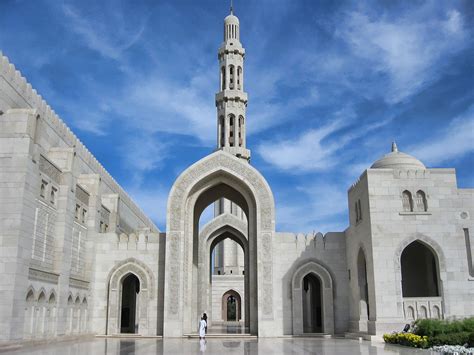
(357, 248), (369, 330)
(401, 241), (439, 297)
(120, 274), (140, 333)
(198, 213), (248, 331)
(291, 261), (335, 335)
(302, 273), (322, 333)
(221, 290), (242, 322)
(106, 258), (155, 335)
(164, 152), (276, 337)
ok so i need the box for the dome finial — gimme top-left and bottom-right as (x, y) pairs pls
(230, 0), (233, 14)
(392, 141), (398, 153)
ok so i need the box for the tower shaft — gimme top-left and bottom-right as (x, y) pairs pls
(216, 10), (250, 161)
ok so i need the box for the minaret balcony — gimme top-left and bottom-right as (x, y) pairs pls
(215, 90), (248, 104)
(218, 45), (245, 57)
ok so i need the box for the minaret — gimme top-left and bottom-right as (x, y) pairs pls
(213, 5), (247, 276)
(215, 5), (250, 161)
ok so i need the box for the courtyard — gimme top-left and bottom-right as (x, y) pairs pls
(2, 337), (430, 354)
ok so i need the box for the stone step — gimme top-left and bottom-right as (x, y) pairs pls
(292, 333), (332, 338)
(183, 333), (256, 339)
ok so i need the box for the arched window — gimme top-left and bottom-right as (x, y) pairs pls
(50, 187), (57, 205)
(401, 241), (439, 297)
(221, 67), (226, 91)
(40, 181), (46, 198)
(237, 66), (242, 89)
(238, 116), (243, 147)
(219, 116), (225, 147)
(402, 190), (413, 212)
(229, 65), (235, 89)
(229, 115), (235, 147)
(416, 190), (428, 212)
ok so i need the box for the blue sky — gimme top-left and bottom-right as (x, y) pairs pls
(1, 0), (473, 233)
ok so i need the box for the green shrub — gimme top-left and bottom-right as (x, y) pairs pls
(429, 332), (471, 346)
(383, 332), (429, 348)
(468, 332), (474, 347)
(414, 317), (474, 338)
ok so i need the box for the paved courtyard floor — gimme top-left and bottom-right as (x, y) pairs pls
(2, 337), (431, 354)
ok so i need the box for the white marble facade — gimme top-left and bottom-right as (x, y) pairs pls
(0, 9), (473, 344)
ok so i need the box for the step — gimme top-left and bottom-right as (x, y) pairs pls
(183, 333), (256, 339)
(292, 333), (332, 338)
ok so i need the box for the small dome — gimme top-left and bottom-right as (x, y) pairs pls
(224, 13), (239, 25)
(370, 142), (426, 169)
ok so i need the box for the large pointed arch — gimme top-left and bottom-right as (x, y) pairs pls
(164, 151), (276, 336)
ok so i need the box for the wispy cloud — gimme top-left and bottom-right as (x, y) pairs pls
(62, 2), (147, 60)
(276, 181), (348, 233)
(336, 6), (468, 103)
(409, 105), (474, 166)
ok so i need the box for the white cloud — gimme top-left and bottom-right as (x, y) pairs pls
(257, 118), (346, 171)
(257, 109), (390, 173)
(409, 106), (474, 166)
(62, 2), (146, 60)
(275, 182), (348, 233)
(337, 7), (468, 103)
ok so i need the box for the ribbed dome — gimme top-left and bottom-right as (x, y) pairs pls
(371, 142), (426, 169)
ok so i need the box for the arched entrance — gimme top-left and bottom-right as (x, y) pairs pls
(120, 274), (140, 333)
(292, 261), (335, 335)
(106, 258), (156, 335)
(302, 273), (322, 333)
(164, 152), (276, 337)
(401, 241), (439, 297)
(357, 248), (369, 330)
(222, 290), (242, 321)
(398, 239), (444, 320)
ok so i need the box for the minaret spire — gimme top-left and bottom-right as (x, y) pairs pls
(215, 6), (250, 161)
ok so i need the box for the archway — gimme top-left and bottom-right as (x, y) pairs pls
(292, 261), (335, 335)
(120, 274), (140, 333)
(222, 290), (242, 321)
(357, 248), (369, 330)
(106, 258), (155, 335)
(302, 273), (322, 333)
(164, 152), (275, 337)
(401, 241), (439, 297)
(199, 213), (249, 332)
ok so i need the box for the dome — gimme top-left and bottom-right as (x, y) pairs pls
(370, 142), (426, 169)
(224, 13), (239, 25)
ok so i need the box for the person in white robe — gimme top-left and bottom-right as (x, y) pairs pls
(199, 316), (207, 339)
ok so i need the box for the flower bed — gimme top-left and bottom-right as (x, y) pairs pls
(383, 317), (474, 351)
(383, 332), (429, 348)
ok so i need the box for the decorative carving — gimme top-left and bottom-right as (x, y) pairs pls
(39, 155), (61, 183)
(168, 233), (181, 315)
(75, 184), (90, 205)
